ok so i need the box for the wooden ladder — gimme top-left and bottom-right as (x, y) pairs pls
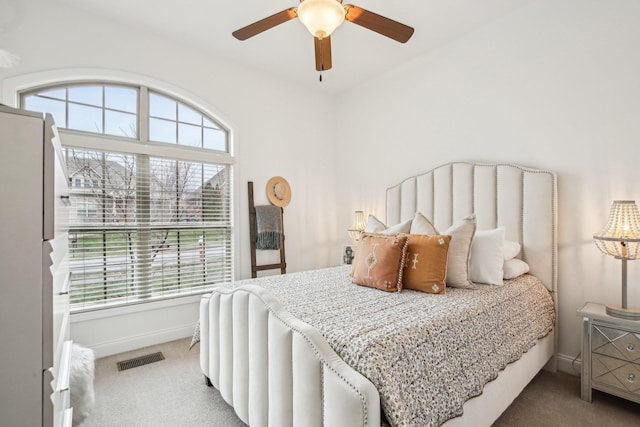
(248, 181), (286, 278)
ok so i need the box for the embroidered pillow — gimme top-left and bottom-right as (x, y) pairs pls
(403, 234), (451, 294)
(350, 215), (411, 277)
(352, 233), (409, 292)
(409, 213), (477, 289)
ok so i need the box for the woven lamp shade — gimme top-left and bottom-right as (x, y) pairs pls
(348, 210), (366, 242)
(594, 200), (640, 259)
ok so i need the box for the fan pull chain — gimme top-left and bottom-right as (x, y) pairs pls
(319, 42), (324, 82)
(319, 40), (324, 82)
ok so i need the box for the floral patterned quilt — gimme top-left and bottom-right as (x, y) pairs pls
(212, 265), (555, 427)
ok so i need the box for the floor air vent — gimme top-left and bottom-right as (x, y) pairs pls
(117, 352), (165, 371)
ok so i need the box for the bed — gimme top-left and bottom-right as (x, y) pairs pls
(199, 162), (558, 427)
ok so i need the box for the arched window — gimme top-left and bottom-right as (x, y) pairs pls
(22, 83), (234, 311)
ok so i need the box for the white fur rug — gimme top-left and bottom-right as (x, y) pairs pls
(70, 344), (96, 426)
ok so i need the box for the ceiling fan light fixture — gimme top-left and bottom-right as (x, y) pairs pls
(297, 0), (346, 39)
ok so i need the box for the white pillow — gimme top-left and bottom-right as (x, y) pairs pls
(410, 212), (438, 235)
(503, 240), (521, 260)
(364, 215), (412, 234)
(469, 227), (505, 285)
(442, 214), (477, 289)
(503, 258), (530, 279)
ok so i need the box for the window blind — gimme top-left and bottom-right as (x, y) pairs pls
(67, 148), (233, 310)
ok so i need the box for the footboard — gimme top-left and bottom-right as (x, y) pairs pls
(199, 285), (381, 427)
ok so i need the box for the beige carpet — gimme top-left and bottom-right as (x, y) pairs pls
(81, 338), (245, 427)
(494, 365), (640, 426)
(81, 338), (640, 427)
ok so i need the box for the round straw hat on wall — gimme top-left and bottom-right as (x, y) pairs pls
(266, 176), (291, 207)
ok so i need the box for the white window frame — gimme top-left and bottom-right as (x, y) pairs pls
(3, 69), (239, 316)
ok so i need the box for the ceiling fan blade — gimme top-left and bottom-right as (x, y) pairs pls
(232, 8), (298, 41)
(344, 5), (414, 43)
(314, 36), (332, 71)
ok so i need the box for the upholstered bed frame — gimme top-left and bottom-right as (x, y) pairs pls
(199, 162), (557, 427)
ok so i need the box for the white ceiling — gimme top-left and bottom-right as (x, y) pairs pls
(54, 0), (539, 93)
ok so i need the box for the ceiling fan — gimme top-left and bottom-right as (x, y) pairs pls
(232, 0), (414, 75)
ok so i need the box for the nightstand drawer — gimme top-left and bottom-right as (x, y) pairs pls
(578, 302), (640, 405)
(592, 323), (640, 363)
(592, 353), (640, 395)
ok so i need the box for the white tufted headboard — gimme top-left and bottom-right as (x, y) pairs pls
(386, 162), (557, 295)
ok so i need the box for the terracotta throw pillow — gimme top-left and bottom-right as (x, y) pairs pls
(352, 233), (409, 292)
(403, 234), (451, 294)
(409, 212), (477, 289)
(350, 216), (411, 277)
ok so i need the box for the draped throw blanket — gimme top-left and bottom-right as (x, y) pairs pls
(255, 205), (283, 250)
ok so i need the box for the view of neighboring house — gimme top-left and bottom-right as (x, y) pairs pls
(66, 149), (231, 307)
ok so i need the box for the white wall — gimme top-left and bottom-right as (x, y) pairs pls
(0, 1), (339, 356)
(3, 0), (639, 367)
(335, 0), (640, 373)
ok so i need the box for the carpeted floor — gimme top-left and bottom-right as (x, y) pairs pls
(81, 338), (245, 427)
(81, 338), (640, 427)
(494, 365), (640, 426)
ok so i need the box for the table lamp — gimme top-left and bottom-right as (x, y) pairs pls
(348, 210), (366, 243)
(593, 200), (640, 320)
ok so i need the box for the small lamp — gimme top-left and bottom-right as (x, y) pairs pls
(593, 200), (640, 320)
(348, 210), (366, 243)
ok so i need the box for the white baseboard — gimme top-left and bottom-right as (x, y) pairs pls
(87, 323), (196, 358)
(556, 352), (582, 376)
(70, 296), (201, 359)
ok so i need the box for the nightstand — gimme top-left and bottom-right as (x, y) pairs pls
(577, 302), (640, 404)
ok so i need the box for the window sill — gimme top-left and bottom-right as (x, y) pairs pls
(70, 292), (205, 322)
